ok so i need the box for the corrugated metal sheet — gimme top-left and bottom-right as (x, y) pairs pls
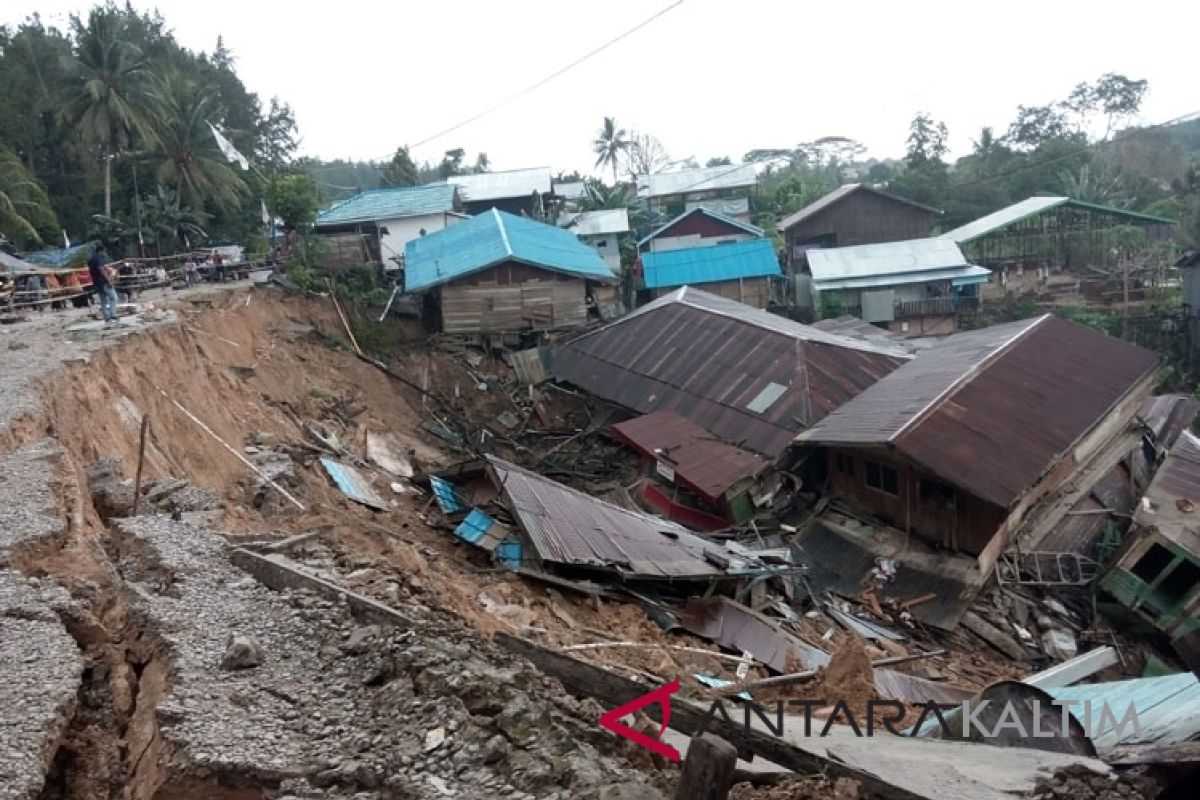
(778, 184), (941, 233)
(315, 184), (457, 226)
(638, 207), (762, 246)
(611, 411), (769, 504)
(0, 251), (40, 273)
(319, 458), (388, 511)
(552, 287), (910, 457)
(1141, 394), (1200, 446)
(486, 456), (726, 579)
(810, 316), (917, 353)
(637, 164), (757, 199)
(641, 239), (781, 289)
(404, 209), (615, 292)
(554, 180), (586, 200)
(873, 668), (975, 705)
(448, 167), (552, 202)
(799, 315), (1159, 509)
(940, 197), (1178, 245)
(559, 209), (630, 236)
(680, 597), (830, 670)
(1045, 672), (1200, 750)
(809, 238), (972, 282)
(816, 265), (992, 292)
(429, 476), (466, 513)
(1135, 430), (1200, 556)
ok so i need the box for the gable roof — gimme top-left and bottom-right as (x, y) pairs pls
(797, 315), (1159, 508)
(552, 287), (910, 457)
(940, 196), (1178, 244)
(638, 206), (763, 246)
(447, 167), (552, 203)
(636, 164), (758, 198)
(641, 238), (780, 289)
(807, 238), (990, 291)
(1134, 430), (1200, 557)
(315, 184), (457, 226)
(778, 184), (941, 232)
(485, 456), (726, 580)
(559, 208), (630, 236)
(404, 209), (616, 292)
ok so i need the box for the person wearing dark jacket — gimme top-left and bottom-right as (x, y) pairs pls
(88, 245), (118, 324)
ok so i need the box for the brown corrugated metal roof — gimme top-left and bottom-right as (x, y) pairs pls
(486, 456), (725, 580)
(611, 411), (769, 505)
(1136, 431), (1200, 556)
(679, 597), (830, 670)
(799, 315), (1159, 509)
(810, 315), (918, 354)
(552, 287), (909, 457)
(777, 184), (941, 232)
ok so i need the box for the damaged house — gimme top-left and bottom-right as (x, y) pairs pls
(552, 286), (911, 458)
(1099, 430), (1200, 642)
(403, 208), (619, 340)
(795, 314), (1159, 575)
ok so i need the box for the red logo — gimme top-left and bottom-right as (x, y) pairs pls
(598, 680), (681, 762)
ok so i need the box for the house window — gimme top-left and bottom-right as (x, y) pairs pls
(594, 239), (608, 248)
(1157, 559), (1200, 605)
(1131, 543), (1175, 584)
(919, 479), (956, 511)
(865, 461), (898, 495)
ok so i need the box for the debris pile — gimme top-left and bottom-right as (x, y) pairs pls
(1028, 765), (1159, 800)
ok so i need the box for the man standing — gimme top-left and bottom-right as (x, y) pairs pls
(88, 244), (118, 325)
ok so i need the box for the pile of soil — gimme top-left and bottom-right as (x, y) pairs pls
(795, 637), (881, 729)
(731, 775), (862, 800)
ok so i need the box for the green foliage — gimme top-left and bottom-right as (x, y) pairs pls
(268, 174), (318, 231)
(592, 116), (629, 182)
(382, 146), (419, 187)
(0, 146), (58, 244)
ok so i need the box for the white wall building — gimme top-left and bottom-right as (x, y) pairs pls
(559, 209), (630, 272)
(314, 184), (465, 270)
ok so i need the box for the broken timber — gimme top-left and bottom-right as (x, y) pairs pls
(230, 546), (929, 800)
(961, 611), (1027, 661)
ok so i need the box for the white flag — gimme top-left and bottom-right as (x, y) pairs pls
(207, 122), (250, 170)
(63, 230), (71, 249)
(261, 199), (270, 225)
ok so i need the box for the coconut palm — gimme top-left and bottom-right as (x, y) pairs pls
(0, 147), (47, 244)
(140, 185), (206, 255)
(147, 72), (248, 216)
(64, 8), (158, 216)
(592, 117), (629, 183)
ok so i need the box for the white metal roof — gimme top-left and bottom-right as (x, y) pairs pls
(636, 164), (757, 198)
(554, 181), (587, 200)
(447, 167), (553, 202)
(939, 196), (1067, 243)
(808, 238), (971, 280)
(559, 209), (630, 236)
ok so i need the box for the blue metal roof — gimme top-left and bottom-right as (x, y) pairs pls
(1045, 672), (1200, 751)
(315, 184), (457, 226)
(640, 238), (781, 290)
(405, 209), (616, 292)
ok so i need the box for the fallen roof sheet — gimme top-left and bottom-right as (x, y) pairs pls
(797, 314), (1158, 509)
(404, 208), (616, 292)
(320, 458), (388, 511)
(778, 184), (940, 232)
(552, 287), (909, 457)
(680, 597), (830, 671)
(485, 456), (728, 580)
(1134, 430), (1200, 556)
(637, 164), (757, 198)
(447, 167), (552, 202)
(641, 238), (781, 290)
(611, 410), (769, 505)
(637, 206), (763, 246)
(314, 184), (457, 226)
(940, 196), (1177, 244)
(1045, 672), (1200, 751)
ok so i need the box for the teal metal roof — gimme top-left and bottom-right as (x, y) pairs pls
(1045, 672), (1200, 751)
(640, 238), (781, 290)
(315, 184), (457, 226)
(404, 209), (616, 292)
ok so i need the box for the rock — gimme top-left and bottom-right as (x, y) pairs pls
(341, 624), (382, 656)
(483, 734), (509, 764)
(221, 634), (265, 669)
(597, 783), (668, 800)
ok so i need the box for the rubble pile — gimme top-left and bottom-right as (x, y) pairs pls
(1028, 765), (1160, 800)
(86, 456), (223, 521)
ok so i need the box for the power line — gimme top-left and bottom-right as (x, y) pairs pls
(407, 0), (686, 151)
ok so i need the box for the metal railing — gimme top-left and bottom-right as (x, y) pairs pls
(893, 295), (981, 318)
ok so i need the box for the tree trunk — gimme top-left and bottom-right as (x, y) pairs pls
(104, 150), (112, 218)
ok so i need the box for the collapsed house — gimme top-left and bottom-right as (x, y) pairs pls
(403, 208), (619, 340)
(551, 286), (911, 458)
(795, 314), (1159, 575)
(1100, 429), (1200, 643)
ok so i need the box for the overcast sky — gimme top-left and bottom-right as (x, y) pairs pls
(10, 0), (1198, 179)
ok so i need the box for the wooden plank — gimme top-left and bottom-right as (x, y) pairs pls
(961, 611), (1027, 661)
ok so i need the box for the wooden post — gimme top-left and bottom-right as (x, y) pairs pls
(675, 733), (737, 800)
(131, 415), (150, 516)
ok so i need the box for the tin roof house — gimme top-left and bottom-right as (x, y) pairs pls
(637, 238), (783, 308)
(795, 314), (1159, 574)
(447, 167), (554, 216)
(637, 164), (758, 224)
(313, 184), (464, 270)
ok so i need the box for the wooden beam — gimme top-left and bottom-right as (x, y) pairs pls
(1023, 647), (1119, 689)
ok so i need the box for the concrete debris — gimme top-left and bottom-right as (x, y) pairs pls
(220, 634), (266, 669)
(365, 429), (415, 478)
(1042, 626), (1080, 662)
(1028, 765), (1159, 800)
(87, 457), (223, 520)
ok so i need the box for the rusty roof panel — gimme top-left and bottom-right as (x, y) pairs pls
(486, 456), (726, 580)
(1136, 431), (1200, 556)
(801, 315), (1158, 509)
(612, 411), (768, 504)
(679, 597), (830, 670)
(553, 288), (908, 457)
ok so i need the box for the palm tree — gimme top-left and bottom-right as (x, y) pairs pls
(0, 147), (47, 244)
(64, 9), (158, 216)
(140, 185), (206, 255)
(592, 117), (629, 183)
(147, 72), (248, 216)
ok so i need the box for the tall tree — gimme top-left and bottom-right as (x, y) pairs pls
(626, 131), (668, 177)
(139, 184), (205, 254)
(592, 116), (629, 182)
(382, 146), (419, 187)
(0, 146), (55, 244)
(63, 7), (158, 216)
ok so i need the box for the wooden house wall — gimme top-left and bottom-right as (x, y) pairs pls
(826, 447), (1007, 555)
(650, 276), (772, 308)
(786, 192), (936, 251)
(440, 262), (590, 334)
